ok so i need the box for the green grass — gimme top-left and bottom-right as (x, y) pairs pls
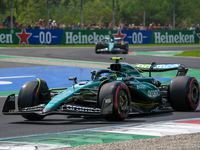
(175, 50), (200, 57)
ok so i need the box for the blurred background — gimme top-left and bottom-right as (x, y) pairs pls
(0, 0), (199, 30)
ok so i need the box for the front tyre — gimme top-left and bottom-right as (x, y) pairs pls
(18, 81), (46, 120)
(99, 82), (131, 121)
(169, 76), (199, 111)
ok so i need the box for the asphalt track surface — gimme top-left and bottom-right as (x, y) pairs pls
(1, 46), (200, 68)
(0, 46), (200, 139)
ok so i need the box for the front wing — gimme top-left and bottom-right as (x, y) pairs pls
(3, 94), (173, 117)
(96, 47), (127, 53)
(2, 94), (113, 117)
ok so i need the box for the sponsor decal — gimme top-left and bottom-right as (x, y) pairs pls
(16, 29), (32, 45)
(136, 84), (147, 89)
(113, 30), (126, 42)
(8, 95), (15, 102)
(30, 30), (62, 45)
(65, 32), (107, 44)
(196, 33), (200, 43)
(196, 33), (200, 39)
(148, 90), (160, 98)
(154, 32), (195, 44)
(136, 64), (180, 69)
(62, 105), (101, 113)
(105, 99), (111, 103)
(0, 33), (13, 44)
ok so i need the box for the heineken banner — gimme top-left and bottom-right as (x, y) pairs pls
(151, 30), (200, 44)
(0, 29), (200, 45)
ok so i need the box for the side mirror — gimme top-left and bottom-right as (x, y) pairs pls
(69, 77), (77, 84)
(91, 70), (96, 81)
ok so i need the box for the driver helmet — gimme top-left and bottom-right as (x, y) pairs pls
(99, 73), (117, 80)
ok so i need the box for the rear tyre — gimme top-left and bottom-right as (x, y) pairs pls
(122, 42), (129, 54)
(18, 81), (46, 120)
(99, 82), (131, 121)
(169, 76), (199, 111)
(95, 42), (101, 54)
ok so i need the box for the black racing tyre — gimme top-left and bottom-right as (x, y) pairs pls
(18, 81), (45, 120)
(95, 42), (101, 54)
(122, 42), (129, 54)
(99, 81), (131, 121)
(169, 76), (199, 111)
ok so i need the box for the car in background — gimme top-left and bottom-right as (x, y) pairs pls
(95, 36), (129, 54)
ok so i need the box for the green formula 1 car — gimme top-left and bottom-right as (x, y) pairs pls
(95, 36), (129, 54)
(2, 57), (200, 121)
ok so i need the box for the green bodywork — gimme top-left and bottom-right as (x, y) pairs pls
(43, 59), (161, 113)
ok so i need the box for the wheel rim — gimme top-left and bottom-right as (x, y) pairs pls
(118, 90), (129, 115)
(190, 83), (199, 107)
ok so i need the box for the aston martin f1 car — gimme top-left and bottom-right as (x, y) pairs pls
(2, 57), (200, 121)
(95, 36), (129, 54)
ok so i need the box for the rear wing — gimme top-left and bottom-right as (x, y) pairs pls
(134, 62), (188, 77)
(114, 37), (122, 41)
(103, 36), (122, 42)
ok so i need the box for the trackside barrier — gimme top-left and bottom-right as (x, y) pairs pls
(0, 29), (200, 45)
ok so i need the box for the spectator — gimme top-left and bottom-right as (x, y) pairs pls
(13, 19), (19, 29)
(189, 24), (195, 30)
(25, 22), (32, 29)
(52, 20), (57, 29)
(76, 22), (81, 30)
(71, 22), (75, 30)
(127, 24), (132, 30)
(139, 23), (144, 30)
(67, 23), (72, 30)
(183, 24), (188, 30)
(2, 18), (9, 29)
(90, 20), (98, 30)
(86, 24), (91, 30)
(91, 20), (96, 27)
(123, 21), (128, 30)
(42, 19), (46, 29)
(56, 22), (61, 29)
(17, 24), (23, 29)
(163, 23), (169, 30)
(99, 20), (105, 30)
(148, 24), (153, 30)
(82, 21), (87, 30)
(108, 21), (117, 30)
(47, 19), (52, 29)
(132, 24), (138, 30)
(118, 19), (124, 30)
(108, 21), (113, 30)
(59, 24), (63, 29)
(38, 19), (44, 29)
(61, 24), (66, 30)
(195, 24), (200, 30)
(169, 22), (173, 30)
(156, 23), (163, 30)
(34, 22), (39, 29)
